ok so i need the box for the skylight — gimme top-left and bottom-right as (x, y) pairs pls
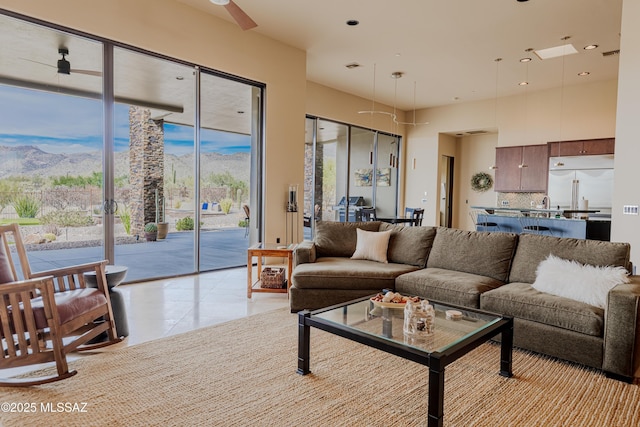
(534, 44), (578, 60)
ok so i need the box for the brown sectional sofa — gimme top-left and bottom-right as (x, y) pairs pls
(290, 220), (640, 381)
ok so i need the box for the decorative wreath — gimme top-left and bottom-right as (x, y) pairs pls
(470, 172), (493, 192)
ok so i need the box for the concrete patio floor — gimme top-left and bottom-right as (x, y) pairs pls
(25, 228), (251, 283)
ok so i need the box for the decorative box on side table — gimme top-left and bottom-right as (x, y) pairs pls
(247, 243), (297, 298)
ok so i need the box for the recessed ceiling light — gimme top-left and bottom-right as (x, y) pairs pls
(578, 71), (590, 76)
(519, 81), (529, 86)
(584, 44), (599, 50)
(346, 20), (359, 26)
(520, 57), (532, 63)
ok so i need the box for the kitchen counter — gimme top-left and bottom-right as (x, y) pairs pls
(470, 206), (611, 240)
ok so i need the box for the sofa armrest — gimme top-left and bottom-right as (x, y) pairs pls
(603, 276), (640, 379)
(294, 240), (316, 268)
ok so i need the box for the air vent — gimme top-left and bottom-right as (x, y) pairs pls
(602, 49), (620, 57)
(345, 63), (361, 69)
(466, 130), (488, 135)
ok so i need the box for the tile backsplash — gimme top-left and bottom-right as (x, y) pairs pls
(497, 192), (546, 209)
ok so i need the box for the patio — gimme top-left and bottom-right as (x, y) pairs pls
(25, 227), (251, 283)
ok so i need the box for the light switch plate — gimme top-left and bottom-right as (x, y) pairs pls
(623, 205), (639, 215)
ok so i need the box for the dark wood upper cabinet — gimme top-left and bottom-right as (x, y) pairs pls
(548, 138), (615, 156)
(494, 144), (548, 192)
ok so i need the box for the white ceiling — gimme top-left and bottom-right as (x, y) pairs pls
(0, 0), (623, 138)
(179, 0), (623, 111)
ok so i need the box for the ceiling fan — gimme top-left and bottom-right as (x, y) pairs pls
(55, 48), (101, 76)
(209, 0), (257, 30)
(22, 48), (101, 77)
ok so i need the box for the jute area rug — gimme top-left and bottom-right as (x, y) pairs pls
(1, 308), (639, 427)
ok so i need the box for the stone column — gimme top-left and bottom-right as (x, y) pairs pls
(129, 106), (165, 237)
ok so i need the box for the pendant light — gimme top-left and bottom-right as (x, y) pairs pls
(554, 39), (569, 168)
(489, 58), (502, 170)
(358, 68), (428, 127)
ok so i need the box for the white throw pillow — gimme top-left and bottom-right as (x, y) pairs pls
(532, 254), (629, 309)
(351, 229), (392, 263)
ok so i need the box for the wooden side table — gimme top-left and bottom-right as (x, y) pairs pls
(247, 243), (296, 298)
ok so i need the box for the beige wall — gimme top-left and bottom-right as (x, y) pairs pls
(455, 133), (500, 230)
(613, 0), (640, 272)
(0, 0), (306, 244)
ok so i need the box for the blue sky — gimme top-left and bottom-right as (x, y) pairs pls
(0, 85), (250, 156)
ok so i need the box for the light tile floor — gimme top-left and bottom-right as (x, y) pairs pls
(118, 267), (290, 346)
(3, 267), (290, 379)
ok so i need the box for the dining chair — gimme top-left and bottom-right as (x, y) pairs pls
(469, 209), (500, 231)
(0, 223), (121, 386)
(405, 208), (424, 226)
(360, 208), (377, 221)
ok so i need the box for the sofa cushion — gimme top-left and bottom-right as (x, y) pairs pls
(509, 234), (631, 284)
(379, 223), (436, 267)
(480, 282), (604, 337)
(351, 229), (392, 263)
(426, 228), (518, 282)
(533, 254), (630, 309)
(292, 257), (419, 290)
(314, 221), (381, 258)
(395, 267), (505, 308)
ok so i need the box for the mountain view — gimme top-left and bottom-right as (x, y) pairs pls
(0, 145), (250, 184)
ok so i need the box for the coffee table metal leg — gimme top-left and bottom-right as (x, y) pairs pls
(428, 354), (445, 427)
(500, 317), (514, 378)
(297, 311), (311, 375)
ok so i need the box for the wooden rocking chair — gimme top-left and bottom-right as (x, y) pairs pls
(0, 223), (121, 386)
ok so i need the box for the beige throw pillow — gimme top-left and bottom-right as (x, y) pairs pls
(351, 229), (392, 263)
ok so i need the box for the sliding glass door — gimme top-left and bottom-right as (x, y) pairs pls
(112, 47), (197, 278)
(198, 72), (259, 271)
(0, 11), (264, 282)
(0, 14), (105, 273)
(304, 116), (401, 235)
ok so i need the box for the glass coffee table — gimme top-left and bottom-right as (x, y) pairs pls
(297, 295), (513, 427)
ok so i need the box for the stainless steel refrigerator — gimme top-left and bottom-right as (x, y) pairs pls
(548, 155), (614, 216)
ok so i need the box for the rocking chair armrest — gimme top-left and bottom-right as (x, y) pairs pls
(0, 276), (54, 295)
(29, 260), (110, 294)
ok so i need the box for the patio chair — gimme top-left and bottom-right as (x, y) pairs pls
(0, 223), (121, 387)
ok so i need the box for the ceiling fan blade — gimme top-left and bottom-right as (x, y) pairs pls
(70, 69), (102, 77)
(20, 58), (56, 68)
(224, 1), (257, 30)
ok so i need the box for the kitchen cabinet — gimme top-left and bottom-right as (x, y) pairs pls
(548, 138), (615, 156)
(494, 144), (548, 192)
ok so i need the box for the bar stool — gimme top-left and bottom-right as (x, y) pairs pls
(469, 209), (500, 231)
(519, 212), (553, 235)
